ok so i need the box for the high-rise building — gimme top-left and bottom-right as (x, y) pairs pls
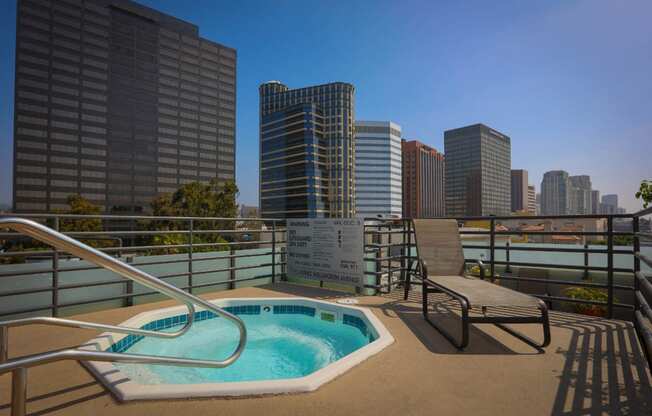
(401, 139), (445, 218)
(355, 121), (402, 218)
(444, 124), (511, 216)
(527, 185), (536, 215)
(12, 0), (236, 213)
(259, 81), (355, 218)
(591, 190), (601, 215)
(569, 175), (592, 215)
(511, 169), (529, 213)
(601, 194), (619, 215)
(541, 170), (571, 215)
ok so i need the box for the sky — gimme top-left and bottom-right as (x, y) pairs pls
(0, 0), (650, 212)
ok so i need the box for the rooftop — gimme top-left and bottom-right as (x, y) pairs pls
(1, 283), (650, 415)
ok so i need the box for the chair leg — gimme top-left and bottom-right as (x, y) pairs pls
(404, 271), (411, 301)
(422, 288), (469, 350)
(493, 302), (551, 351)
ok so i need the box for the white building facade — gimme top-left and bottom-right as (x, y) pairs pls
(354, 121), (402, 217)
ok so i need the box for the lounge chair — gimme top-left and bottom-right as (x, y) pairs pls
(406, 219), (551, 351)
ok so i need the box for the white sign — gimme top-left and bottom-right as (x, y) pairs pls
(287, 218), (365, 287)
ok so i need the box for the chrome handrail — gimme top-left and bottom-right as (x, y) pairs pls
(0, 218), (247, 415)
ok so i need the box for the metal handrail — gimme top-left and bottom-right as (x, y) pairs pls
(0, 218), (247, 416)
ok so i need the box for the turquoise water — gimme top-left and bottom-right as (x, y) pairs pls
(115, 313), (371, 384)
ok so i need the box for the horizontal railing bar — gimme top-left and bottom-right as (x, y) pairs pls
(637, 272), (652, 304)
(636, 291), (652, 322)
(460, 230), (611, 236)
(47, 275), (277, 310)
(0, 213), (285, 221)
(634, 206), (652, 217)
(0, 229), (285, 238)
(490, 260), (633, 273)
(157, 263), (276, 279)
(0, 252), (277, 279)
(0, 239), (277, 257)
(636, 252), (652, 269)
(461, 244), (616, 254)
(0, 261), (286, 298)
(453, 214), (633, 221)
(634, 311), (652, 366)
(494, 274), (633, 290)
(534, 294), (633, 309)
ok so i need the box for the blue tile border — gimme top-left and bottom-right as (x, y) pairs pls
(343, 314), (377, 341)
(272, 305), (316, 316)
(107, 305), (374, 353)
(108, 305), (261, 352)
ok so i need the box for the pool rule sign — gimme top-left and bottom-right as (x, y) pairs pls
(287, 218), (365, 287)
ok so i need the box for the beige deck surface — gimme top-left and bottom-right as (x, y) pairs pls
(1, 283), (651, 416)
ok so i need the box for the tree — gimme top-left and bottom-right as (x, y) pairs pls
(1, 194), (109, 263)
(59, 194), (102, 233)
(636, 180), (652, 209)
(145, 180), (239, 254)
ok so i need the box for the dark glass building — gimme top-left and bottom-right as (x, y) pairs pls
(13, 0), (236, 213)
(260, 103), (328, 217)
(259, 81), (355, 218)
(444, 124), (511, 216)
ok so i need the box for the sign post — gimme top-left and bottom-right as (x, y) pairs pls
(287, 218), (364, 287)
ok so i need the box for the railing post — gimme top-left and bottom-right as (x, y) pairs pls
(505, 241), (511, 273)
(271, 220), (276, 284)
(400, 220), (407, 287)
(607, 216), (614, 319)
(12, 367), (27, 416)
(0, 325), (8, 363)
(188, 219), (194, 294)
(124, 256), (134, 307)
(229, 248), (236, 290)
(52, 217), (60, 317)
(280, 246), (287, 281)
(387, 221), (393, 292)
(490, 217), (496, 279)
(633, 216), (640, 311)
(583, 243), (589, 280)
(375, 245), (381, 295)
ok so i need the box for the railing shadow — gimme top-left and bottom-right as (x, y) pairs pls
(0, 378), (111, 416)
(548, 313), (652, 415)
(380, 287), (652, 414)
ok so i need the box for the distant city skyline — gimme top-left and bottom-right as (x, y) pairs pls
(0, 0), (650, 213)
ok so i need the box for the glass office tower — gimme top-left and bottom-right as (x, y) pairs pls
(13, 0), (236, 213)
(444, 123), (511, 216)
(259, 81), (355, 218)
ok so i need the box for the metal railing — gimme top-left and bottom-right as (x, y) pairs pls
(633, 206), (652, 368)
(0, 213), (287, 318)
(363, 213), (650, 320)
(0, 217), (249, 416)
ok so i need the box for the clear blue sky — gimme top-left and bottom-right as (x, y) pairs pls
(1, 0), (650, 212)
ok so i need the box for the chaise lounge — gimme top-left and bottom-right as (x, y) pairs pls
(406, 219), (551, 351)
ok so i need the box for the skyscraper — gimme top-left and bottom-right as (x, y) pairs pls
(527, 185), (536, 215)
(259, 81), (355, 218)
(541, 170), (570, 215)
(511, 169), (529, 212)
(444, 124), (511, 216)
(13, 0), (236, 213)
(601, 194), (619, 215)
(401, 139), (445, 218)
(569, 175), (592, 215)
(591, 190), (601, 214)
(355, 121), (402, 218)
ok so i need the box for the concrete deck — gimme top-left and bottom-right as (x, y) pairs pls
(1, 283), (651, 415)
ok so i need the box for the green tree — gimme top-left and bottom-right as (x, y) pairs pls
(636, 180), (652, 209)
(1, 194), (109, 263)
(145, 180), (239, 254)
